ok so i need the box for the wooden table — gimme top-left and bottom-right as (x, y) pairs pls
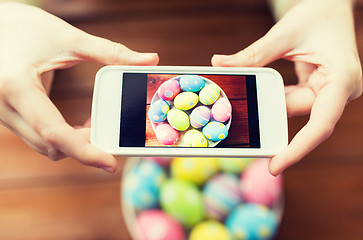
(0, 0), (362, 239)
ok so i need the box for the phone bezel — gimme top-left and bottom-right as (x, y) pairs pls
(91, 66), (288, 157)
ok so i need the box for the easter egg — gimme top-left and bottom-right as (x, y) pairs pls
(241, 159), (283, 206)
(158, 79), (181, 101)
(190, 106), (211, 128)
(123, 160), (166, 211)
(160, 179), (205, 228)
(212, 98), (232, 122)
(225, 204), (278, 240)
(219, 158), (253, 174)
(179, 75), (205, 92)
(199, 84), (220, 105)
(135, 210), (185, 240)
(174, 92), (199, 110)
(203, 174), (242, 220)
(171, 158), (219, 186)
(148, 99), (170, 123)
(189, 220), (232, 240)
(184, 129), (208, 147)
(155, 123), (179, 145)
(167, 109), (190, 131)
(202, 121), (228, 141)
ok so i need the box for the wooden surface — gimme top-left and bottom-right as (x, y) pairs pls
(1, 0), (363, 239)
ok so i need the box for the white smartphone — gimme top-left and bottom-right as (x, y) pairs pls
(91, 66), (288, 157)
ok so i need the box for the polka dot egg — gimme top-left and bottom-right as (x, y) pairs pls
(148, 99), (170, 123)
(135, 209), (185, 240)
(179, 75), (205, 92)
(202, 121), (228, 141)
(225, 204), (277, 240)
(171, 157), (219, 186)
(123, 161), (166, 211)
(189, 220), (232, 240)
(174, 91), (199, 111)
(160, 179), (205, 228)
(167, 108), (190, 131)
(184, 129), (208, 147)
(158, 78), (181, 101)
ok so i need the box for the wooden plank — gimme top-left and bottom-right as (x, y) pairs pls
(0, 180), (131, 240)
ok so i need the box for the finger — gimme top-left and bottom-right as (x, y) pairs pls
(74, 33), (159, 66)
(211, 27), (292, 67)
(7, 80), (118, 173)
(295, 62), (316, 83)
(269, 83), (348, 176)
(285, 85), (316, 117)
(0, 102), (66, 159)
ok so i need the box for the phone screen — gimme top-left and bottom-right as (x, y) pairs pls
(119, 73), (260, 148)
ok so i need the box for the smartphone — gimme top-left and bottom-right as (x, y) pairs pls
(91, 66), (287, 157)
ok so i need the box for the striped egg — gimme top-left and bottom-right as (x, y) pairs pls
(190, 106), (211, 128)
(203, 173), (242, 220)
(199, 84), (220, 105)
(174, 92), (199, 111)
(202, 121), (228, 141)
(179, 75), (205, 92)
(148, 99), (170, 123)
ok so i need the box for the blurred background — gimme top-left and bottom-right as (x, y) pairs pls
(0, 0), (362, 239)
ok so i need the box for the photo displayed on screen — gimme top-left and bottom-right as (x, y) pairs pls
(119, 73), (260, 148)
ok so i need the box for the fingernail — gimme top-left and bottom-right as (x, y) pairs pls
(138, 53), (158, 58)
(101, 166), (115, 174)
(213, 54), (232, 61)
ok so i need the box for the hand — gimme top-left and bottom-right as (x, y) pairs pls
(0, 2), (159, 173)
(212, 0), (362, 175)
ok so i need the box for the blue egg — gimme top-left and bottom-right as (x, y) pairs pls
(148, 99), (170, 123)
(179, 75), (205, 92)
(202, 121), (228, 141)
(122, 161), (167, 211)
(225, 204), (278, 240)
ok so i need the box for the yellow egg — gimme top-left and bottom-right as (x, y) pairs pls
(184, 129), (208, 147)
(174, 92), (199, 110)
(171, 157), (219, 185)
(190, 220), (232, 240)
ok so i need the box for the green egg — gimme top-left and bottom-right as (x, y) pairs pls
(167, 109), (190, 131)
(160, 179), (205, 228)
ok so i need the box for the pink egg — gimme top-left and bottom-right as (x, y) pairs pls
(211, 98), (232, 122)
(135, 210), (185, 240)
(241, 159), (283, 206)
(158, 79), (181, 101)
(155, 123), (179, 145)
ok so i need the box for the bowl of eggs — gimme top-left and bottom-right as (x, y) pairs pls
(147, 75), (232, 147)
(121, 157), (284, 240)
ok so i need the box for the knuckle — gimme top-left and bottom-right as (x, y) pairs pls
(40, 127), (60, 147)
(111, 42), (127, 64)
(242, 47), (258, 66)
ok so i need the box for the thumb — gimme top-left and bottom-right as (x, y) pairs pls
(74, 33), (159, 66)
(212, 27), (292, 67)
